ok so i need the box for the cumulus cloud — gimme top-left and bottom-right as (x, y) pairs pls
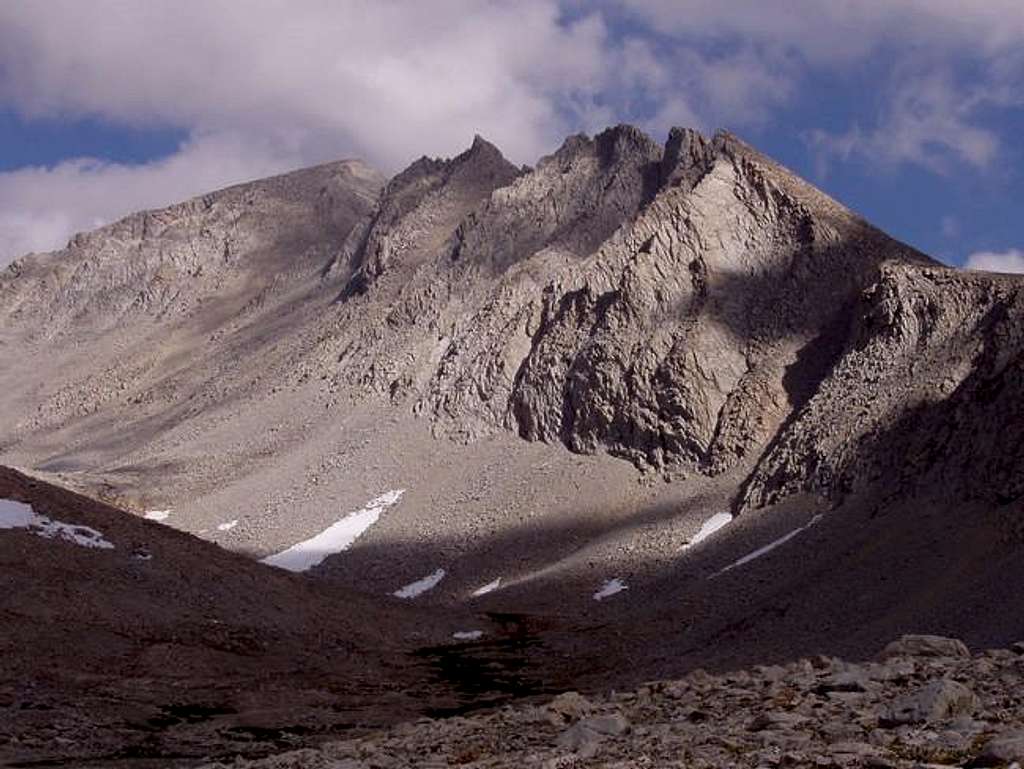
(0, 1), (617, 168)
(1, 0), (1023, 265)
(0, 1), (626, 263)
(617, 1), (1024, 175)
(964, 249), (1024, 274)
(615, 1), (1024, 62)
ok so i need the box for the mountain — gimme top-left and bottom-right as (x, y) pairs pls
(3, 125), (1024, 765)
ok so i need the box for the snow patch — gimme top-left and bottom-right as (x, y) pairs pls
(683, 512), (733, 550)
(261, 490), (405, 573)
(0, 498), (114, 550)
(471, 577), (502, 597)
(393, 567), (446, 599)
(714, 514), (824, 577)
(453, 630), (484, 641)
(593, 578), (627, 601)
(0, 499), (35, 529)
(217, 519), (239, 532)
(143, 509), (171, 521)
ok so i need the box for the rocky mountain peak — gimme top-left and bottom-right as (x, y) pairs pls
(661, 126), (715, 189)
(466, 132), (505, 160)
(334, 135), (522, 294)
(541, 124), (663, 173)
(594, 123), (664, 165)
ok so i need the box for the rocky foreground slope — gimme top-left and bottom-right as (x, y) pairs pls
(0, 465), (453, 767)
(204, 635), (1024, 769)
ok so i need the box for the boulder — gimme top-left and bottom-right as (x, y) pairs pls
(749, 711), (811, 731)
(554, 712), (629, 758)
(971, 729), (1024, 767)
(546, 691), (593, 725)
(817, 667), (871, 693)
(880, 635), (970, 660)
(881, 679), (977, 726)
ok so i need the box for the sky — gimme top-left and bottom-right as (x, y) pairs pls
(0, 1), (1022, 271)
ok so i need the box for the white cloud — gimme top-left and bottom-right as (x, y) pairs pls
(964, 249), (1024, 274)
(617, 1), (1024, 176)
(0, 1), (611, 170)
(806, 71), (1003, 175)
(0, 1), (630, 264)
(1, 1), (1023, 265)
(615, 1), (1024, 62)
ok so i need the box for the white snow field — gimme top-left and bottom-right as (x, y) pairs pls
(143, 509), (171, 521)
(393, 567), (446, 599)
(217, 519), (239, 532)
(452, 630), (484, 641)
(593, 578), (628, 601)
(0, 498), (114, 550)
(683, 512), (733, 550)
(714, 514), (824, 576)
(471, 577), (502, 597)
(261, 490), (405, 572)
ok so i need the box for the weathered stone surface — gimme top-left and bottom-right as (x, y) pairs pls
(555, 713), (629, 756)
(882, 679), (978, 726)
(818, 667), (872, 693)
(881, 635), (971, 660)
(581, 713), (629, 736)
(972, 730), (1024, 766)
(749, 711), (811, 731)
(547, 691), (593, 724)
(192, 643), (1024, 769)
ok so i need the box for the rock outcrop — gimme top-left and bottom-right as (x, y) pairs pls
(197, 636), (1024, 769)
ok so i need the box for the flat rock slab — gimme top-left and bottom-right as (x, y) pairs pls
(880, 635), (971, 660)
(882, 678), (977, 726)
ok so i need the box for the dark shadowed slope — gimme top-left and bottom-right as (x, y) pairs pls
(0, 465), (460, 767)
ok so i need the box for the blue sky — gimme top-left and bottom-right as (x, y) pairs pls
(0, 1), (1021, 270)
